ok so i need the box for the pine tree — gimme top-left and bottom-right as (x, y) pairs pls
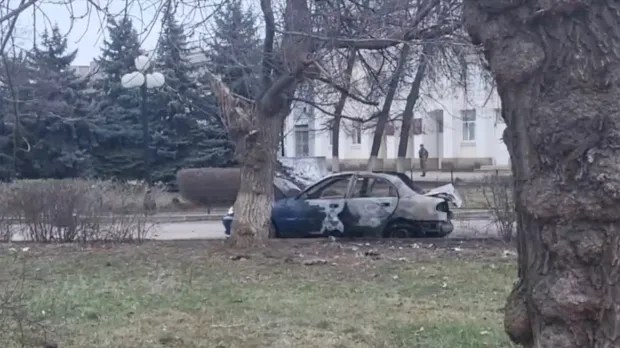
(16, 25), (92, 179)
(89, 16), (144, 180)
(151, 10), (233, 183)
(205, 0), (261, 98)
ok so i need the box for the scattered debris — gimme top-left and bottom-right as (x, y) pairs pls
(229, 255), (249, 261)
(411, 243), (421, 249)
(480, 330), (490, 335)
(303, 258), (328, 266)
(441, 282), (448, 289)
(364, 249), (381, 260)
(453, 247), (463, 252)
(502, 250), (517, 258)
(392, 275), (400, 280)
(350, 246), (359, 252)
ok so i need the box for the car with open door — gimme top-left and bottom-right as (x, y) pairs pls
(270, 171), (462, 238)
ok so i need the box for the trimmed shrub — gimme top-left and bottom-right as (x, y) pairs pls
(177, 168), (241, 208)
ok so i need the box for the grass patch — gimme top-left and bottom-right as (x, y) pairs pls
(0, 240), (517, 348)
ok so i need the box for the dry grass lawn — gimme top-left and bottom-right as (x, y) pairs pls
(0, 239), (517, 348)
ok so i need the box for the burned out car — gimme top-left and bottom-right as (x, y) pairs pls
(269, 171), (462, 238)
(225, 171), (462, 238)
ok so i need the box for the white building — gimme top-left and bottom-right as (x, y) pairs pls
(282, 57), (510, 172)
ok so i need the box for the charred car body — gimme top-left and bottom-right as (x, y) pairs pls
(223, 171), (462, 238)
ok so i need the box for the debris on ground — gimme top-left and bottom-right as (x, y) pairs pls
(502, 250), (517, 258)
(364, 249), (381, 260)
(230, 255), (249, 261)
(303, 258), (328, 266)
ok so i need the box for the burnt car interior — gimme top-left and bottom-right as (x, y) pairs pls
(352, 176), (398, 198)
(373, 171), (425, 193)
(300, 175), (351, 200)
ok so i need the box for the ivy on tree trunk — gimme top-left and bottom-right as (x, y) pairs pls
(465, 1), (620, 347)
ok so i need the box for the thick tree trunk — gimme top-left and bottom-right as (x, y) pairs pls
(230, 109), (283, 248)
(203, 0), (312, 248)
(331, 50), (356, 173)
(368, 44), (410, 171)
(465, 1), (620, 347)
(396, 45), (430, 173)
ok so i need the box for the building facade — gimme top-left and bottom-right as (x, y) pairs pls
(282, 61), (510, 172)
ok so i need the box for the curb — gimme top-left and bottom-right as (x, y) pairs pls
(149, 209), (493, 223)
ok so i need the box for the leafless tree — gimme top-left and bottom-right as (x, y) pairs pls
(329, 48), (356, 172)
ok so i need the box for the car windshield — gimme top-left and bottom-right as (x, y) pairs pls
(274, 176), (301, 197)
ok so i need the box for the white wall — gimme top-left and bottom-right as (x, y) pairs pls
(283, 57), (510, 166)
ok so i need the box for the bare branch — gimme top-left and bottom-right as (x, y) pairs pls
(0, 0), (36, 24)
(260, 0), (275, 87)
(313, 75), (378, 106)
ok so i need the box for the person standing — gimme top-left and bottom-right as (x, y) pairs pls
(418, 144), (429, 177)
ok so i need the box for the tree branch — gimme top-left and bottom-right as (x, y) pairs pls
(260, 0), (275, 88)
(0, 0), (31, 53)
(283, 19), (456, 51)
(0, 0), (36, 24)
(313, 75), (378, 106)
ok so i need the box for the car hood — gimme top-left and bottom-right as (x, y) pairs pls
(424, 184), (463, 208)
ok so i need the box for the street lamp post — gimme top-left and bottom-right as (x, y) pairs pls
(121, 55), (165, 184)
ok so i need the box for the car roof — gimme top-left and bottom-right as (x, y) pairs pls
(318, 171), (425, 193)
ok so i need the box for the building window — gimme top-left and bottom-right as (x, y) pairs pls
(429, 109), (444, 133)
(461, 109), (476, 142)
(413, 118), (423, 135)
(494, 108), (504, 125)
(295, 124), (310, 157)
(352, 121), (362, 145)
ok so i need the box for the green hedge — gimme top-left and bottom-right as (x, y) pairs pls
(177, 167), (241, 207)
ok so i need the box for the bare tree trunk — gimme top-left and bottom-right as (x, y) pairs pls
(396, 44), (430, 173)
(331, 50), (356, 173)
(368, 43), (410, 171)
(465, 2), (620, 347)
(231, 109), (283, 248)
(202, 0), (313, 248)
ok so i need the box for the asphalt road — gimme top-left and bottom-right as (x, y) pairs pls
(151, 219), (501, 240)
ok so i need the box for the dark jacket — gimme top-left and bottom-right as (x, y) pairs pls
(419, 148), (429, 160)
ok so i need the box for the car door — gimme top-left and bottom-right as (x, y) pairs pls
(273, 174), (353, 237)
(344, 174), (399, 237)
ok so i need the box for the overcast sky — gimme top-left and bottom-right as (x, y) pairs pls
(10, 0), (257, 65)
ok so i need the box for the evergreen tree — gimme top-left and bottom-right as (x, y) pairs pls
(151, 10), (233, 183)
(205, 0), (261, 98)
(89, 16), (144, 180)
(14, 25), (92, 179)
(0, 54), (29, 180)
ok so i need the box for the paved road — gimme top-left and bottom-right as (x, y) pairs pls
(150, 219), (500, 240)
